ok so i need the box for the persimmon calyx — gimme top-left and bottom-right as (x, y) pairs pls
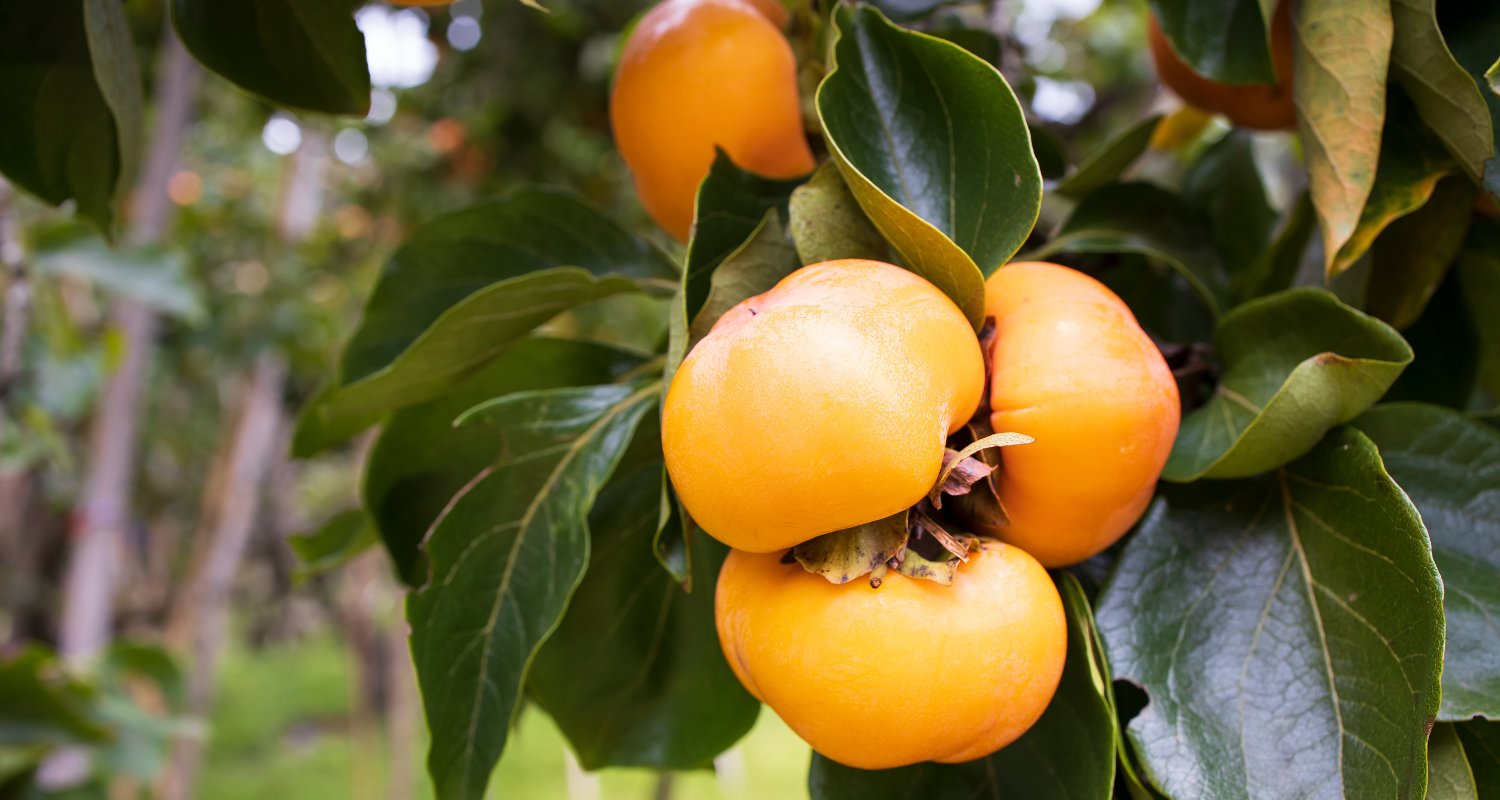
(790, 510), (908, 585)
(928, 432), (1033, 507)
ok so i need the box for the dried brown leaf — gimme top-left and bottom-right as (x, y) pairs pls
(893, 545), (961, 586)
(910, 509), (971, 561)
(928, 432), (1033, 506)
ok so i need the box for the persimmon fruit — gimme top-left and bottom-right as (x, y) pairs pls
(1147, 0), (1296, 131)
(662, 259), (983, 554)
(715, 542), (1066, 770)
(979, 262), (1179, 567)
(611, 0), (815, 242)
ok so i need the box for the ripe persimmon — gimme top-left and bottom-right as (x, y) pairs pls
(979, 262), (1179, 567)
(611, 0), (815, 242)
(1148, 0), (1296, 131)
(715, 542), (1066, 770)
(662, 259), (983, 553)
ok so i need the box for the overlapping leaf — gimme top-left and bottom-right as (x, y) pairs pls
(407, 382), (657, 800)
(1234, 192), (1315, 304)
(1148, 0), (1276, 85)
(1097, 428), (1445, 800)
(1054, 114), (1163, 199)
(0, 0), (142, 232)
(0, 648), (110, 746)
(1366, 173), (1477, 330)
(788, 161), (889, 267)
(817, 2), (1039, 316)
(1382, 267), (1481, 410)
(286, 509), (377, 579)
(1436, 2), (1500, 204)
(1390, 0), (1495, 185)
(1456, 720), (1500, 797)
(364, 337), (644, 586)
(1351, 403), (1500, 721)
(808, 572), (1115, 799)
(1164, 288), (1411, 481)
(1182, 130), (1277, 275)
(172, 0), (370, 115)
(685, 210), (801, 349)
(1458, 208), (1500, 401)
(1428, 723), (1481, 800)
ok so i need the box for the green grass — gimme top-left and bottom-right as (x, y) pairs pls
(197, 627), (812, 800)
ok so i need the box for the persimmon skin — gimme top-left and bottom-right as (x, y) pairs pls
(983, 263), (1179, 568)
(662, 260), (983, 553)
(1148, 0), (1296, 131)
(611, 0), (814, 242)
(715, 543), (1066, 770)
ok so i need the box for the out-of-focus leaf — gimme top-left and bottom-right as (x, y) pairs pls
(171, 0), (370, 115)
(287, 509), (377, 579)
(408, 382), (657, 800)
(1455, 720), (1500, 798)
(1436, 2), (1500, 205)
(818, 2), (1038, 305)
(1329, 85), (1459, 276)
(1428, 723), (1480, 800)
(289, 380), (383, 459)
(1294, 0), (1393, 273)
(1382, 267), (1480, 410)
(98, 643), (182, 709)
(1458, 217), (1500, 399)
(1147, 0), (1276, 85)
(1097, 428), (1445, 800)
(1390, 0), (1494, 185)
(30, 235), (204, 323)
(1351, 403), (1500, 721)
(864, 0), (956, 22)
(1366, 173), (1477, 330)
(1029, 124), (1068, 180)
(928, 24), (1000, 67)
(1164, 288), (1411, 481)
(788, 161), (889, 267)
(1094, 255), (1215, 346)
(807, 572), (1115, 800)
(0, 0), (142, 232)
(0, 648), (109, 746)
(528, 422), (759, 770)
(1234, 191), (1315, 303)
(1029, 182), (1232, 316)
(653, 475), (691, 587)
(1054, 115), (1163, 199)
(687, 210), (800, 348)
(1182, 129), (1276, 274)
(364, 336), (644, 587)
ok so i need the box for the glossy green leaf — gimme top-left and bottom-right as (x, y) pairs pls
(287, 509), (377, 579)
(1029, 182), (1232, 317)
(1164, 288), (1411, 481)
(1054, 114), (1163, 200)
(1183, 130), (1277, 274)
(687, 210), (800, 349)
(1235, 191), (1316, 304)
(171, 0), (370, 115)
(653, 471), (692, 587)
(818, 2), (1038, 308)
(1148, 0), (1276, 85)
(364, 336), (644, 587)
(1382, 267), (1481, 410)
(0, 648), (109, 746)
(1436, 2), (1500, 205)
(1455, 720), (1500, 798)
(528, 425), (759, 770)
(1366, 173), (1477, 330)
(807, 572), (1115, 799)
(407, 382), (658, 800)
(1097, 428), (1445, 800)
(1390, 0), (1495, 185)
(1350, 403), (1500, 721)
(1294, 0), (1393, 272)
(0, 0), (143, 232)
(1429, 723), (1481, 800)
(1330, 84), (1459, 275)
(1458, 216), (1500, 400)
(788, 161), (889, 267)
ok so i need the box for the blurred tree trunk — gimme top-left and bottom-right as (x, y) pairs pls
(0, 178), (38, 644)
(57, 28), (200, 666)
(157, 355), (286, 800)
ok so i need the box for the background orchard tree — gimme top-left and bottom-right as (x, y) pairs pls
(0, 0), (1497, 799)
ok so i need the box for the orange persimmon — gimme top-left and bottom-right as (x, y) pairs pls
(1148, 1), (1296, 131)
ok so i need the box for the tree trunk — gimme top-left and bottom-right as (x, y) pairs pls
(156, 355), (286, 800)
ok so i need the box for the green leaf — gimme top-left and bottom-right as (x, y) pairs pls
(1164, 288), (1411, 481)
(364, 336), (644, 586)
(928, 27), (1000, 68)
(817, 2), (1037, 308)
(1097, 428), (1446, 800)
(1390, 0), (1495, 185)
(1382, 266), (1481, 410)
(1458, 216), (1500, 400)
(1366, 173), (1478, 330)
(0, 648), (110, 746)
(1350, 403), (1500, 721)
(289, 380), (383, 459)
(788, 161), (890, 267)
(1029, 124), (1068, 181)
(1235, 191), (1316, 304)
(1455, 720), (1500, 798)
(1094, 255), (1216, 346)
(807, 572), (1115, 800)
(407, 382), (657, 800)
(864, 0), (955, 23)
(1054, 114), (1163, 200)
(0, 0), (143, 232)
(287, 509), (377, 580)
(686, 210), (801, 350)
(1182, 130), (1277, 274)
(171, 0), (370, 115)
(652, 478), (691, 586)
(30, 231), (205, 323)
(1147, 0), (1276, 85)
(1329, 84), (1459, 276)
(1430, 723), (1481, 800)
(528, 432), (759, 770)
(1436, 2), (1500, 206)
(1294, 0), (1393, 272)
(1029, 182), (1232, 317)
